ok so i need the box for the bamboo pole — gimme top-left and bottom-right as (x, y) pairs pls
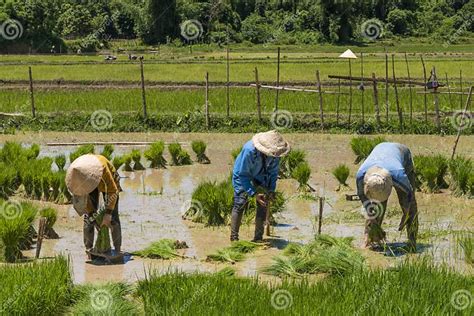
(432, 67), (441, 133)
(337, 78), (341, 125)
(316, 70), (324, 128)
(385, 52), (389, 123)
(404, 52), (413, 125)
(140, 59), (147, 119)
(226, 46), (230, 117)
(421, 55), (428, 124)
(460, 70), (463, 110)
(392, 54), (403, 132)
(28, 67), (36, 118)
(361, 52), (365, 123)
(274, 47), (281, 112)
(255, 67), (262, 122)
(451, 86), (473, 160)
(372, 72), (381, 128)
(348, 58), (353, 125)
(445, 72), (452, 109)
(205, 72), (209, 129)
(318, 197), (324, 235)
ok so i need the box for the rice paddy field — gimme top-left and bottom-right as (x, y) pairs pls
(0, 132), (473, 315)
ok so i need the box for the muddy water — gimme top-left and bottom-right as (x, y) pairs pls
(6, 132), (473, 283)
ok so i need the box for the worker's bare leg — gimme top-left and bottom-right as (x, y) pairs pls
(110, 202), (122, 253)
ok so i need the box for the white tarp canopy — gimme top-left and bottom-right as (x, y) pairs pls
(339, 49), (357, 59)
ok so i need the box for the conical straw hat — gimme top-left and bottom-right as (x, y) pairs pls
(364, 166), (393, 202)
(252, 130), (290, 157)
(339, 49), (357, 59)
(66, 154), (103, 196)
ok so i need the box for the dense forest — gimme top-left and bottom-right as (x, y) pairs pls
(0, 0), (473, 52)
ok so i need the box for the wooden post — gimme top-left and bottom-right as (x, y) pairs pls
(274, 47), (281, 112)
(140, 59), (147, 119)
(348, 58), (353, 125)
(451, 86), (473, 159)
(372, 72), (381, 128)
(392, 54), (403, 132)
(226, 46), (230, 117)
(385, 52), (389, 123)
(316, 70), (324, 128)
(460, 70), (463, 110)
(318, 197), (324, 235)
(421, 55), (428, 124)
(336, 78), (341, 125)
(445, 73), (452, 109)
(404, 52), (413, 125)
(28, 67), (36, 118)
(361, 52), (365, 123)
(205, 72), (210, 129)
(36, 218), (47, 258)
(255, 67), (262, 122)
(432, 67), (441, 133)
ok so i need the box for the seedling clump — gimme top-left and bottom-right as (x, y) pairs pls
(112, 155), (125, 170)
(69, 144), (94, 163)
(144, 141), (167, 168)
(350, 136), (385, 164)
(192, 140), (211, 164)
(133, 239), (188, 259)
(292, 162), (312, 192)
(54, 154), (66, 171)
(40, 207), (59, 239)
(279, 149), (306, 179)
(332, 164), (350, 191)
(131, 149), (145, 170)
(100, 144), (114, 160)
(168, 143), (192, 166)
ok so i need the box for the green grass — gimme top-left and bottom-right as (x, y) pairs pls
(456, 231), (474, 265)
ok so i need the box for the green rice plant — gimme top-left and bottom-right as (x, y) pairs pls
(279, 149), (306, 178)
(0, 163), (18, 198)
(132, 239), (186, 259)
(0, 256), (73, 315)
(122, 154), (133, 172)
(54, 154), (66, 171)
(229, 240), (262, 253)
(25, 143), (40, 160)
(40, 207), (59, 239)
(292, 162), (312, 192)
(350, 136), (386, 164)
(69, 144), (94, 163)
(414, 155), (449, 192)
(100, 144), (115, 160)
(262, 255), (310, 277)
(112, 155), (125, 170)
(207, 248), (245, 264)
(50, 172), (61, 201)
(144, 141), (167, 168)
(41, 171), (53, 201)
(456, 231), (473, 264)
(93, 211), (111, 253)
(231, 146), (242, 161)
(168, 143), (192, 166)
(215, 267), (236, 277)
(192, 140), (211, 164)
(56, 171), (71, 204)
(0, 141), (24, 164)
(449, 156), (473, 197)
(33, 172), (43, 200)
(332, 164), (350, 190)
(131, 149), (145, 170)
(69, 282), (140, 316)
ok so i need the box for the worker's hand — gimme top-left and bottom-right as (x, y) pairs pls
(256, 193), (267, 207)
(101, 214), (112, 228)
(267, 191), (276, 202)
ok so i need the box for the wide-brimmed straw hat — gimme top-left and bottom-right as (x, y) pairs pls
(252, 130), (290, 157)
(364, 166), (393, 202)
(66, 154), (103, 196)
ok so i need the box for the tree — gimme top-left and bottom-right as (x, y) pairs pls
(139, 0), (177, 44)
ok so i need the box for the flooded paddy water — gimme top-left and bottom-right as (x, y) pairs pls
(2, 132), (473, 283)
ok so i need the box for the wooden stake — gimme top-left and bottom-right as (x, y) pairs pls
(460, 70), (463, 110)
(205, 72), (210, 129)
(226, 46), (230, 117)
(385, 52), (389, 123)
(445, 73), (452, 109)
(265, 199), (272, 236)
(336, 78), (341, 125)
(361, 52), (365, 123)
(421, 55), (428, 124)
(36, 217), (47, 258)
(318, 197), (324, 235)
(316, 70), (324, 128)
(140, 59), (147, 119)
(275, 47), (281, 112)
(432, 67), (441, 133)
(348, 59), (353, 125)
(372, 72), (381, 128)
(255, 67), (262, 122)
(451, 86), (473, 160)
(392, 55), (403, 132)
(404, 52), (413, 125)
(28, 66), (36, 118)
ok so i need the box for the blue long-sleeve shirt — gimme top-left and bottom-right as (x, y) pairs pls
(232, 140), (280, 196)
(356, 142), (414, 204)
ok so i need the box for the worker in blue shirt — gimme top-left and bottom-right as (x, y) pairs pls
(231, 130), (290, 242)
(356, 142), (418, 251)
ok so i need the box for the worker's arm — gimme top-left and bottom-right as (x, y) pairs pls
(356, 171), (369, 204)
(233, 147), (257, 196)
(97, 158), (120, 214)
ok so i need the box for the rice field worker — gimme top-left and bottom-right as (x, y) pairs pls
(356, 142), (419, 252)
(66, 154), (123, 258)
(231, 130), (290, 242)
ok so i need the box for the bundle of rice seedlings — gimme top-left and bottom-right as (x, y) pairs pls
(311, 245), (366, 276)
(122, 154), (133, 171)
(292, 162), (312, 192)
(215, 266), (236, 277)
(0, 163), (18, 198)
(262, 256), (309, 277)
(280, 149), (307, 179)
(231, 146), (243, 161)
(332, 164), (350, 191)
(100, 144), (114, 160)
(54, 154), (66, 171)
(207, 248), (245, 264)
(56, 171), (72, 204)
(0, 141), (25, 164)
(93, 211), (111, 254)
(350, 136), (386, 164)
(229, 240), (262, 253)
(40, 207), (59, 239)
(168, 143), (192, 166)
(41, 171), (53, 201)
(449, 156), (473, 197)
(144, 141), (167, 168)
(414, 155), (449, 193)
(50, 172), (61, 201)
(69, 144), (94, 163)
(456, 232), (473, 264)
(19, 201), (39, 250)
(25, 143), (40, 160)
(192, 140), (211, 164)
(133, 239), (187, 259)
(112, 155), (125, 170)
(33, 173), (43, 200)
(131, 149), (145, 170)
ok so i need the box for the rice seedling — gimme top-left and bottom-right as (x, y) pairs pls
(168, 143), (192, 166)
(131, 149), (145, 170)
(292, 162), (312, 192)
(231, 146), (243, 161)
(229, 240), (263, 253)
(93, 211), (111, 253)
(0, 163), (18, 198)
(0, 256), (73, 315)
(279, 149), (306, 178)
(122, 154), (133, 172)
(207, 247), (245, 264)
(41, 172), (53, 201)
(332, 164), (350, 191)
(40, 207), (59, 239)
(350, 136), (386, 164)
(414, 155), (448, 192)
(112, 155), (125, 170)
(132, 239), (187, 259)
(54, 154), (66, 171)
(100, 144), (115, 160)
(33, 173), (43, 200)
(192, 140), (211, 164)
(69, 144), (94, 163)
(456, 231), (473, 264)
(448, 156), (473, 197)
(56, 171), (72, 204)
(25, 143), (40, 160)
(68, 282), (140, 316)
(144, 141), (167, 168)
(215, 266), (236, 277)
